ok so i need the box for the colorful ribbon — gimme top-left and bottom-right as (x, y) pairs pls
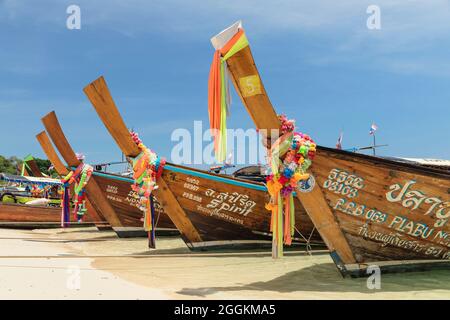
(130, 131), (165, 248)
(208, 29), (249, 162)
(60, 163), (93, 227)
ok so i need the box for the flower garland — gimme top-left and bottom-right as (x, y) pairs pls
(265, 114), (316, 258)
(42, 185), (52, 198)
(60, 162), (93, 227)
(31, 185), (43, 198)
(130, 131), (166, 248)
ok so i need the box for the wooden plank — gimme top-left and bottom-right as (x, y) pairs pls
(83, 77), (140, 157)
(36, 130), (109, 227)
(83, 76), (203, 243)
(224, 47), (280, 134)
(41, 112), (79, 166)
(41, 111), (123, 227)
(217, 32), (356, 264)
(153, 178), (203, 243)
(36, 131), (69, 175)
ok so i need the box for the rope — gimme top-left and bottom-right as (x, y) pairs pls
(294, 226), (317, 255)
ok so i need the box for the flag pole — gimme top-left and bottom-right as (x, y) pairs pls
(373, 133), (376, 156)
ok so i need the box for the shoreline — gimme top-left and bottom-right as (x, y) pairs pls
(0, 228), (449, 299)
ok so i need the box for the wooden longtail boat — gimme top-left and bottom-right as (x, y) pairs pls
(35, 131), (111, 231)
(0, 169), (63, 228)
(208, 21), (450, 275)
(0, 201), (105, 229)
(39, 114), (177, 238)
(0, 171), (105, 229)
(82, 77), (323, 250)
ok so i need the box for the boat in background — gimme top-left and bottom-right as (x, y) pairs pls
(0, 168), (107, 229)
(35, 131), (111, 231)
(20, 155), (44, 177)
(37, 122), (177, 238)
(0, 173), (60, 206)
(82, 76), (323, 250)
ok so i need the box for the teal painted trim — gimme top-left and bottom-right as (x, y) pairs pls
(164, 164), (267, 191)
(70, 167), (135, 184)
(93, 171), (134, 183)
(83, 165), (267, 192)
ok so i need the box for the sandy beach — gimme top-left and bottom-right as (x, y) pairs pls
(0, 227), (448, 300)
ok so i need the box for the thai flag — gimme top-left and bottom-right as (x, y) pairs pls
(369, 123), (378, 135)
(336, 132), (344, 150)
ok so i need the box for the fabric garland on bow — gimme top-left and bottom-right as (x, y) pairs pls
(60, 163), (93, 227)
(31, 184), (43, 197)
(208, 29), (249, 162)
(130, 131), (166, 249)
(265, 115), (316, 258)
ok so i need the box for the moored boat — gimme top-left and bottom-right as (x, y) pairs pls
(38, 119), (177, 238)
(0, 171), (105, 229)
(20, 155), (44, 177)
(208, 21), (450, 275)
(81, 76), (323, 250)
(35, 131), (111, 231)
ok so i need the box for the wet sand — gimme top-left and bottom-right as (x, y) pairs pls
(0, 227), (449, 299)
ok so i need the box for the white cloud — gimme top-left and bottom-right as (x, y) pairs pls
(2, 1), (450, 77)
(2, 1), (448, 36)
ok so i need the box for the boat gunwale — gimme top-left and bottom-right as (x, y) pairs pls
(318, 146), (450, 180)
(79, 162), (269, 192)
(90, 147), (449, 196)
(0, 201), (61, 211)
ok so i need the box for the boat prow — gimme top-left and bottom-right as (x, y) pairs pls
(210, 20), (242, 50)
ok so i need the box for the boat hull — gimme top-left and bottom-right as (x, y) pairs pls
(160, 163), (322, 246)
(91, 165), (323, 247)
(311, 146), (450, 271)
(90, 171), (178, 236)
(0, 202), (102, 229)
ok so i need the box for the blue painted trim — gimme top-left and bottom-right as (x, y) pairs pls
(70, 167), (135, 184)
(82, 165), (267, 192)
(164, 164), (267, 191)
(92, 171), (134, 183)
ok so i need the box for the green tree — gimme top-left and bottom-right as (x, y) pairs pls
(0, 155), (19, 174)
(33, 158), (52, 176)
(0, 155), (54, 176)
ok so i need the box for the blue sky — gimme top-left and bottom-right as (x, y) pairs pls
(1, 0), (449, 166)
